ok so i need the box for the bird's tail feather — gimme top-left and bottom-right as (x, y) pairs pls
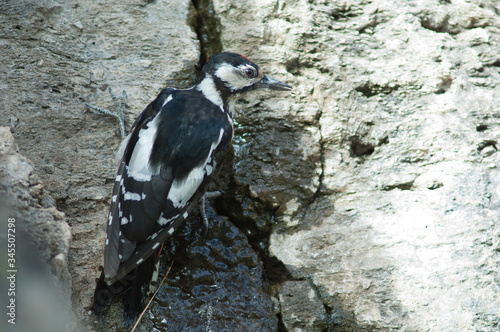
(123, 255), (156, 324)
(92, 254), (157, 327)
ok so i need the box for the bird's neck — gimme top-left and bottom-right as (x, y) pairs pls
(195, 74), (233, 112)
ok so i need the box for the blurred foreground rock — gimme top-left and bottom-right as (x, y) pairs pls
(0, 127), (76, 332)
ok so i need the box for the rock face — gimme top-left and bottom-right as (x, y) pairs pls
(278, 280), (329, 331)
(212, 0), (500, 330)
(1, 0), (499, 331)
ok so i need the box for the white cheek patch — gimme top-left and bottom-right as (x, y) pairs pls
(215, 64), (257, 91)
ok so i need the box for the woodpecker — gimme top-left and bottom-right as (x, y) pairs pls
(93, 52), (292, 318)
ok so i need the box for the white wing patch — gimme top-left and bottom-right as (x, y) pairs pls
(115, 135), (131, 166)
(206, 164), (213, 175)
(167, 128), (225, 208)
(123, 192), (141, 201)
(162, 95), (173, 108)
(158, 213), (180, 226)
(127, 114), (162, 181)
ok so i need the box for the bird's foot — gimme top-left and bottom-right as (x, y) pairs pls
(199, 191), (222, 236)
(85, 87), (128, 138)
(149, 259), (160, 294)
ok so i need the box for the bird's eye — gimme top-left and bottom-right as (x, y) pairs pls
(244, 67), (257, 78)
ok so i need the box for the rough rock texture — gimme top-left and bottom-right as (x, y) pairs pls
(212, 0), (500, 330)
(1, 0), (500, 330)
(278, 280), (329, 331)
(216, 0), (499, 330)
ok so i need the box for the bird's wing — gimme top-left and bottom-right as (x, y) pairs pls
(104, 90), (232, 283)
(103, 88), (174, 280)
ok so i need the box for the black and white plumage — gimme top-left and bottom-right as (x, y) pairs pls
(95, 52), (291, 317)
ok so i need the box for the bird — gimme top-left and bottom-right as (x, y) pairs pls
(92, 52), (292, 320)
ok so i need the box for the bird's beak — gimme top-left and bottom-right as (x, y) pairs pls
(256, 75), (293, 91)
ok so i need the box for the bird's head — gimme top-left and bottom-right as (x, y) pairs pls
(198, 52), (292, 98)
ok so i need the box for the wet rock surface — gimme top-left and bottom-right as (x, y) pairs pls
(96, 205), (278, 331)
(1, 0), (500, 331)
